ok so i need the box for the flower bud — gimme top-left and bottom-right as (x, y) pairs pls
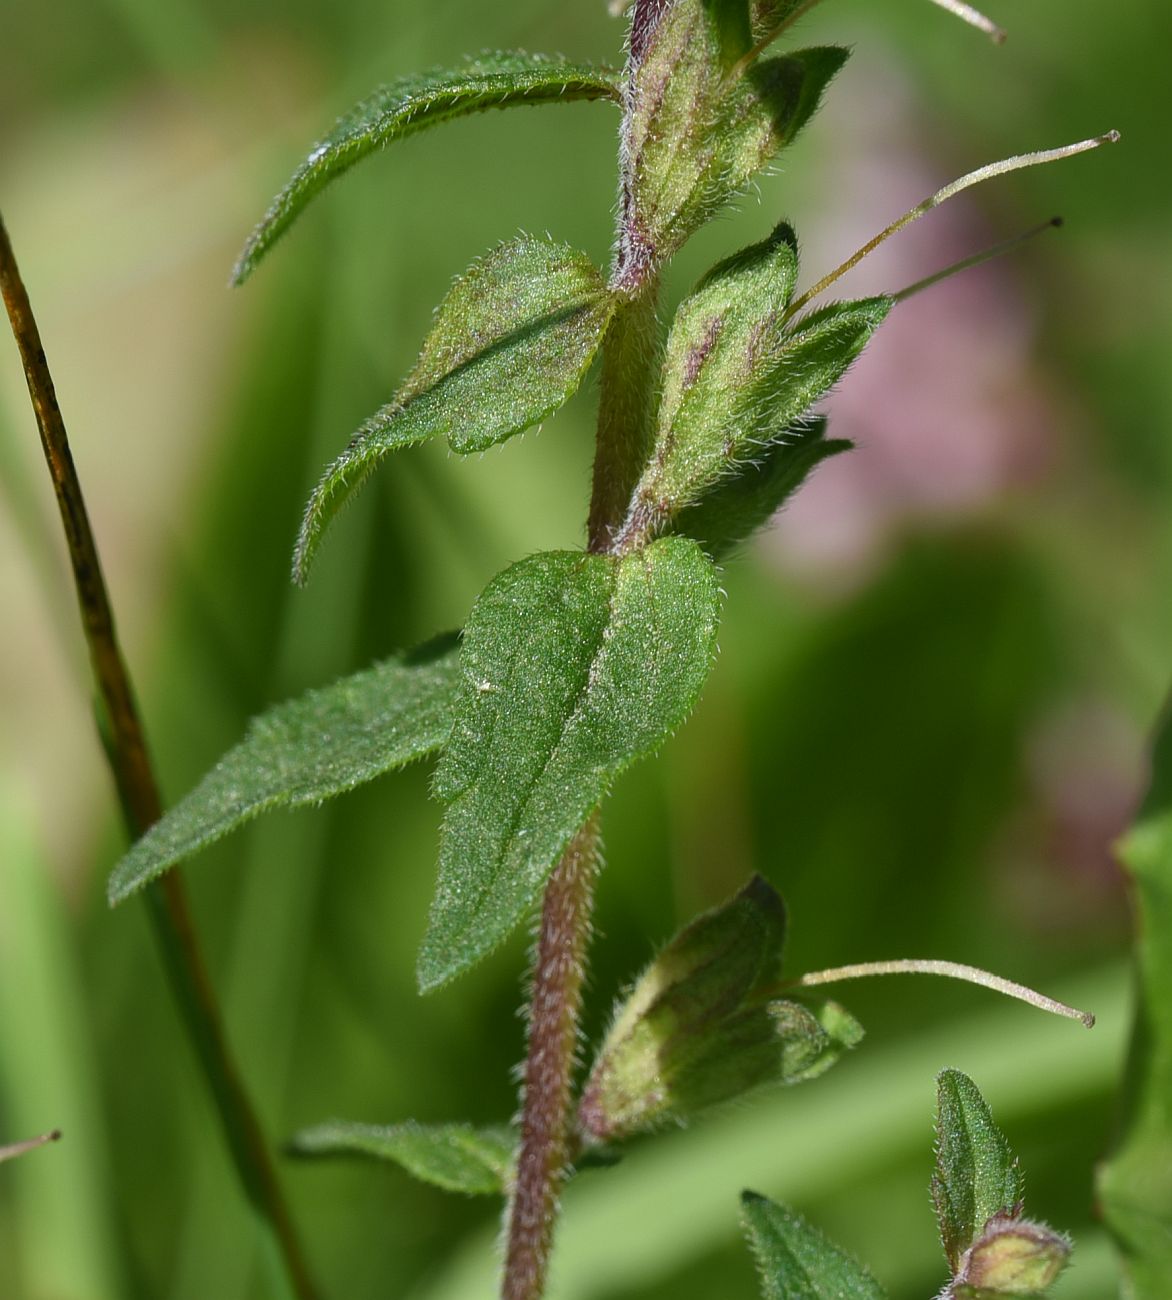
(578, 876), (862, 1142)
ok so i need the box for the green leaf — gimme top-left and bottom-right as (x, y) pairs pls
(932, 1069), (1025, 1274)
(289, 1120), (514, 1195)
(107, 636), (460, 903)
(418, 536), (720, 991)
(624, 12), (848, 267)
(674, 417), (852, 558)
(624, 223), (888, 540)
(1099, 697), (1172, 1296)
(294, 237), (616, 582)
(233, 54), (621, 283)
(741, 1192), (887, 1300)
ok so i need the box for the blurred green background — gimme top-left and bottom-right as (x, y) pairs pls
(1, 0), (1168, 1296)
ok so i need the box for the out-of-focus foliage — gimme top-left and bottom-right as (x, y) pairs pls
(0, 0), (1165, 1297)
(1100, 702), (1172, 1296)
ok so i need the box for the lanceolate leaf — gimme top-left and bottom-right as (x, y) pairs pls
(418, 537), (720, 991)
(107, 636), (460, 903)
(294, 237), (616, 582)
(674, 417), (852, 559)
(289, 1120), (514, 1195)
(932, 1069), (1024, 1273)
(623, 223), (888, 543)
(1100, 698), (1172, 1296)
(233, 55), (621, 283)
(741, 1192), (887, 1300)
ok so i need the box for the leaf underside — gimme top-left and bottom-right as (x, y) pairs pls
(293, 235), (616, 583)
(289, 1120), (514, 1195)
(418, 536), (720, 991)
(932, 1069), (1024, 1273)
(233, 54), (621, 283)
(108, 636), (460, 903)
(741, 1192), (887, 1300)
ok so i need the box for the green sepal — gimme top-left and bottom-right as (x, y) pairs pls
(624, 18), (848, 269)
(417, 537), (720, 991)
(288, 1120), (514, 1195)
(675, 417), (852, 559)
(741, 1191), (887, 1300)
(932, 1070), (1025, 1274)
(233, 55), (620, 283)
(627, 223), (888, 537)
(107, 635), (460, 904)
(750, 0), (808, 41)
(294, 237), (616, 582)
(579, 877), (863, 1140)
(705, 0), (754, 65)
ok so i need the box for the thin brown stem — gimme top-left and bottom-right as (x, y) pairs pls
(503, 817), (601, 1300)
(0, 212), (317, 1300)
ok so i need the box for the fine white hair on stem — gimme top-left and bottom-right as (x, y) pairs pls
(793, 959), (1096, 1027)
(784, 131), (1121, 320)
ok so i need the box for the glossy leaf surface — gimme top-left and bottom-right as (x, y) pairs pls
(108, 637), (460, 902)
(234, 55), (620, 283)
(418, 537), (720, 991)
(294, 237), (616, 581)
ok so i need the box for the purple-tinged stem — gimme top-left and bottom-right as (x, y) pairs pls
(502, 817), (600, 1300)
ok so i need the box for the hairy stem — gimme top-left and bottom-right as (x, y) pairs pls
(587, 280), (662, 553)
(0, 212), (317, 1300)
(503, 817), (601, 1300)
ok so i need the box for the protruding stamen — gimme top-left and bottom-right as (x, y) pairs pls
(784, 132), (1120, 320)
(793, 959), (1095, 1027)
(0, 1130), (62, 1164)
(891, 216), (1063, 303)
(927, 0), (1006, 44)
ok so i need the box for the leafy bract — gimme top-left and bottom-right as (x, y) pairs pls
(932, 1069), (1024, 1273)
(623, 223), (888, 542)
(289, 1120), (514, 1195)
(674, 417), (851, 558)
(418, 537), (720, 991)
(741, 1192), (887, 1300)
(624, 0), (847, 269)
(108, 637), (460, 903)
(294, 237), (616, 582)
(233, 54), (621, 283)
(1100, 698), (1172, 1296)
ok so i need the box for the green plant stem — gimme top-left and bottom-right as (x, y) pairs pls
(502, 816), (601, 1300)
(587, 279), (661, 554)
(0, 212), (317, 1300)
